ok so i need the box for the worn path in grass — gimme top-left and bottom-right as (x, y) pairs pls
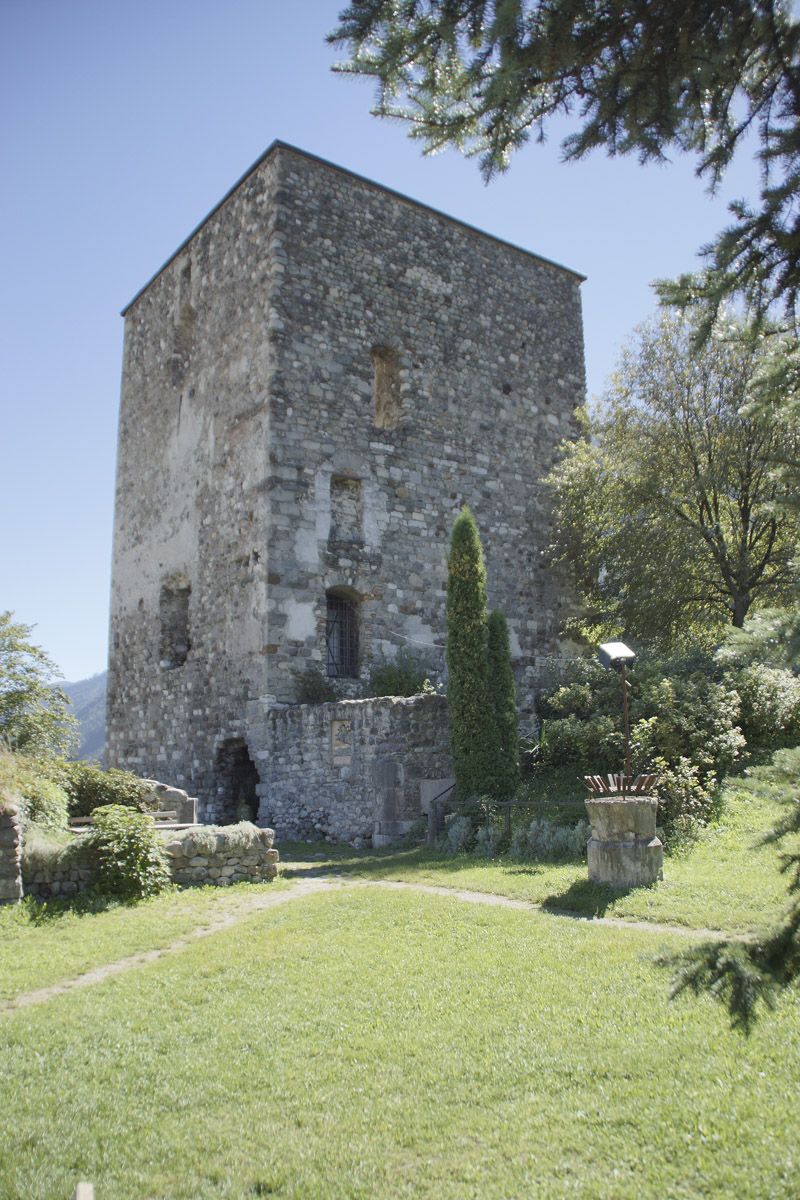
(2, 875), (744, 1013)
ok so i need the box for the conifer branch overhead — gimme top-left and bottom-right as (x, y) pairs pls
(331, 0), (800, 326)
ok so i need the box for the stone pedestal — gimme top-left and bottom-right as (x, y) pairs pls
(585, 794), (663, 888)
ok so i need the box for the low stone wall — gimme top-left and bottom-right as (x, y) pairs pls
(250, 693), (452, 845)
(24, 842), (94, 900)
(0, 801), (23, 904)
(163, 824), (279, 886)
(23, 822), (279, 899)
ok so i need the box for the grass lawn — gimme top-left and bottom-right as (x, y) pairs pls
(0, 880), (290, 1002)
(2, 888), (798, 1199)
(281, 780), (792, 934)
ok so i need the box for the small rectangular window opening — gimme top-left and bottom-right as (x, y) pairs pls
(330, 476), (363, 543)
(160, 581), (191, 669)
(372, 346), (402, 429)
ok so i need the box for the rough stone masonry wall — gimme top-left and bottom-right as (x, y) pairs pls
(0, 801), (23, 904)
(251, 692), (452, 844)
(107, 151), (283, 803)
(164, 825), (279, 886)
(23, 824), (279, 899)
(265, 148), (585, 716)
(108, 142), (585, 811)
(23, 842), (95, 900)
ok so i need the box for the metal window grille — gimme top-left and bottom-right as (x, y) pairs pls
(326, 593), (359, 677)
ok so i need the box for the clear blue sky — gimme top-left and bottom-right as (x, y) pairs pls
(1, 0), (760, 683)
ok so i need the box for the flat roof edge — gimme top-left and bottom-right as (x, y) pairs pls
(121, 140), (586, 315)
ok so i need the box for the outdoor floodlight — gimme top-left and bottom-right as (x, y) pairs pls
(598, 641), (636, 672)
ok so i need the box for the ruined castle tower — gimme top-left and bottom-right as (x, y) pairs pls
(107, 142), (585, 833)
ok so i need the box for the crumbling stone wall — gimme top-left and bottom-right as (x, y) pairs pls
(163, 825), (278, 886)
(23, 842), (94, 900)
(23, 824), (279, 899)
(108, 141), (585, 810)
(250, 692), (452, 845)
(0, 801), (23, 905)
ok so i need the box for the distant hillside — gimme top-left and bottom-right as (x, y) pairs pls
(62, 671), (107, 763)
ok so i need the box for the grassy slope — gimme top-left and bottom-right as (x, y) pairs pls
(281, 780), (791, 934)
(2, 889), (798, 1200)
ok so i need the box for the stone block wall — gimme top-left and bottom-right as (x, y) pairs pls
(108, 140), (585, 808)
(23, 842), (94, 900)
(163, 825), (279, 886)
(251, 692), (452, 844)
(0, 801), (23, 904)
(22, 823), (279, 899)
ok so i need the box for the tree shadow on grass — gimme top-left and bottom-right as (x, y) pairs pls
(541, 878), (635, 919)
(279, 842), (454, 881)
(17, 890), (140, 927)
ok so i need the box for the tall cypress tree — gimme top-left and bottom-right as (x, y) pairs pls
(486, 609), (520, 800)
(445, 506), (495, 800)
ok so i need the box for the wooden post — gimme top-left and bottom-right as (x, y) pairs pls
(73, 1184), (95, 1200)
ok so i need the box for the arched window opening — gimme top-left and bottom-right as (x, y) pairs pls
(326, 590), (359, 678)
(159, 579), (191, 669)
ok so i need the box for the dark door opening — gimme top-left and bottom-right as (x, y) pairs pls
(213, 738), (260, 824)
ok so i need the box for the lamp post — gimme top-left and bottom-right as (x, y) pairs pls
(598, 641), (636, 792)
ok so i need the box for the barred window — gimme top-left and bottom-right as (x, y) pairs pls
(325, 590), (359, 678)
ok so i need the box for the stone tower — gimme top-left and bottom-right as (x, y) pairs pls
(107, 141), (585, 832)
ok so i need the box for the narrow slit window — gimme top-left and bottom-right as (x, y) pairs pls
(159, 580), (191, 669)
(325, 591), (359, 678)
(372, 346), (401, 429)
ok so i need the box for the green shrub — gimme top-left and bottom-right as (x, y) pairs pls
(84, 805), (170, 899)
(535, 650), (745, 785)
(446, 507), (498, 801)
(486, 611), (520, 800)
(439, 813), (475, 855)
(726, 664), (800, 751)
(290, 666), (337, 704)
(0, 751), (69, 833)
(651, 756), (721, 842)
(636, 668), (744, 780)
(475, 820), (505, 858)
(367, 649), (433, 697)
(538, 713), (619, 769)
(510, 816), (590, 862)
(21, 824), (78, 876)
(61, 761), (152, 818)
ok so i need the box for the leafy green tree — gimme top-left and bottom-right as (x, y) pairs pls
(486, 610), (520, 799)
(445, 506), (496, 799)
(0, 612), (76, 756)
(331, 0), (800, 327)
(548, 313), (800, 646)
